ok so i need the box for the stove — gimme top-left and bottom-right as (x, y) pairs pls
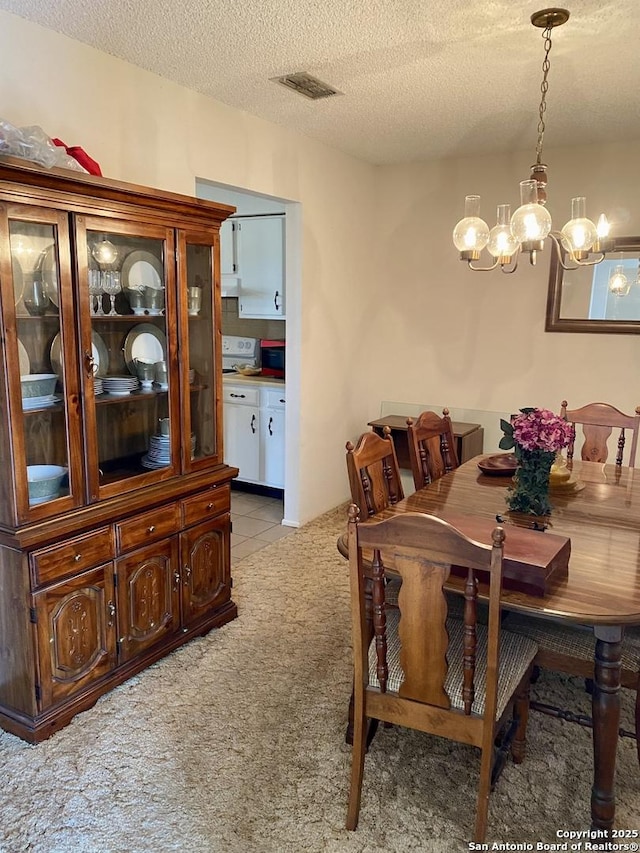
(222, 335), (260, 373)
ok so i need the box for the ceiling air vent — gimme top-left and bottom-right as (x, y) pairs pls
(272, 72), (341, 101)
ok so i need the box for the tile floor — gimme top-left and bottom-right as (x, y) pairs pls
(230, 489), (293, 564)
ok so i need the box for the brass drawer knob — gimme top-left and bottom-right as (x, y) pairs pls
(74, 553), (82, 562)
(148, 525), (156, 533)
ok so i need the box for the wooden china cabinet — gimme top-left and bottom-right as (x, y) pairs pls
(0, 156), (238, 742)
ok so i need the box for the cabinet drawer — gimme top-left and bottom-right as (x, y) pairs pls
(222, 385), (260, 406)
(31, 527), (114, 585)
(181, 484), (230, 528)
(261, 388), (286, 409)
(115, 503), (180, 554)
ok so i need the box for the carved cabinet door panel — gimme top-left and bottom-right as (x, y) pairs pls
(116, 538), (181, 663)
(180, 515), (231, 625)
(33, 564), (116, 708)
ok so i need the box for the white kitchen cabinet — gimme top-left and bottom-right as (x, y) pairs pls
(237, 215), (285, 319)
(260, 388), (286, 488)
(220, 220), (240, 297)
(223, 382), (285, 489)
(222, 385), (260, 482)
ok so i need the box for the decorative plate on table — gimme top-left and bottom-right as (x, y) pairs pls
(121, 250), (164, 291)
(477, 453), (518, 477)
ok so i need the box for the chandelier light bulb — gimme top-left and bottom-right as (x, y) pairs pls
(452, 195), (490, 260)
(560, 197), (597, 258)
(596, 214), (610, 239)
(487, 204), (519, 261)
(608, 264), (630, 297)
(510, 180), (552, 251)
(594, 213), (614, 253)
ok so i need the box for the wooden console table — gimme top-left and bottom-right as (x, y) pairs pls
(368, 415), (484, 467)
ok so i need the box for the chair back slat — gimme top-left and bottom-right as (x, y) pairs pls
(406, 409), (459, 490)
(395, 550), (451, 708)
(561, 401), (640, 468)
(346, 428), (404, 516)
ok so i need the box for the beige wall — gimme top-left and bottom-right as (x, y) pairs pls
(374, 144), (640, 418)
(1, 10), (639, 523)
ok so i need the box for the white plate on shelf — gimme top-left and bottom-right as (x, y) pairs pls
(23, 395), (62, 410)
(17, 338), (30, 375)
(121, 250), (164, 291)
(11, 255), (24, 307)
(123, 323), (167, 375)
(39, 243), (59, 307)
(51, 331), (109, 377)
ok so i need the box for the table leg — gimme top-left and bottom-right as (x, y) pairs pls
(591, 625), (622, 832)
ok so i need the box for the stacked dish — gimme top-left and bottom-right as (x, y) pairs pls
(23, 393), (61, 411)
(93, 377), (104, 396)
(141, 434), (170, 469)
(102, 375), (139, 396)
(141, 433), (196, 470)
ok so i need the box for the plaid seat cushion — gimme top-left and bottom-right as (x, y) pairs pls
(368, 609), (537, 719)
(505, 614), (640, 670)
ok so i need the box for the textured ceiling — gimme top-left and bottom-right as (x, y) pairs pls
(1, 0), (639, 165)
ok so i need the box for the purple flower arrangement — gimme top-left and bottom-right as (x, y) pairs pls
(499, 407), (573, 517)
(499, 407), (573, 454)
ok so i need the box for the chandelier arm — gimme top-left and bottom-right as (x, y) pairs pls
(500, 257), (520, 274)
(548, 231), (606, 270)
(467, 258), (501, 272)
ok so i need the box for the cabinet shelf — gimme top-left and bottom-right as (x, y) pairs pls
(90, 313), (166, 322)
(16, 313), (60, 321)
(95, 389), (168, 405)
(22, 402), (64, 415)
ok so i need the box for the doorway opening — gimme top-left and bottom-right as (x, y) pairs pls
(196, 178), (301, 528)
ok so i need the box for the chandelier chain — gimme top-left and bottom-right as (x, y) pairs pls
(535, 23), (554, 165)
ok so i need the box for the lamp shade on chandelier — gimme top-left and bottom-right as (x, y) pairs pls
(453, 8), (615, 274)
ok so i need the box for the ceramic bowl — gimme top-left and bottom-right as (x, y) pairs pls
(235, 365), (262, 376)
(27, 465), (67, 503)
(20, 373), (58, 398)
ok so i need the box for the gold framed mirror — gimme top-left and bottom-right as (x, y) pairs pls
(545, 236), (640, 334)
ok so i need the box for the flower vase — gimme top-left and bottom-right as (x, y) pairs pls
(507, 446), (556, 517)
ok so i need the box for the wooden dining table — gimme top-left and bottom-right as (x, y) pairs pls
(338, 456), (640, 832)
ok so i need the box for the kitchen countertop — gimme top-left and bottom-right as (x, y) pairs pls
(222, 373), (285, 387)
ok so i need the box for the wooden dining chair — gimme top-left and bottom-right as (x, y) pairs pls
(406, 408), (459, 490)
(560, 400), (640, 467)
(346, 507), (538, 842)
(345, 427), (404, 518)
(504, 614), (640, 764)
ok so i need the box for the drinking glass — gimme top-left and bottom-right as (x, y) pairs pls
(102, 270), (122, 316)
(88, 269), (103, 315)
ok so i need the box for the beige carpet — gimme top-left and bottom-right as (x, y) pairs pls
(1, 504), (638, 853)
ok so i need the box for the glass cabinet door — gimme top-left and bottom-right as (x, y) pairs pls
(76, 217), (178, 501)
(4, 207), (84, 520)
(179, 231), (221, 469)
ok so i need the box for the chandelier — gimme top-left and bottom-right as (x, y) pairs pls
(453, 8), (614, 274)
